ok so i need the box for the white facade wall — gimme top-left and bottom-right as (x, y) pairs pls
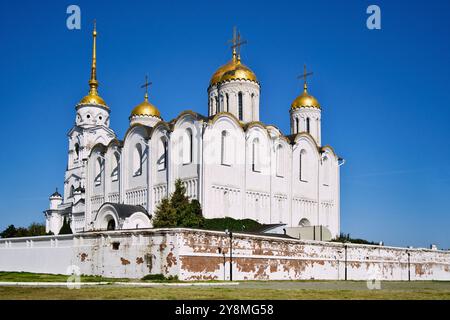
(47, 76), (340, 238)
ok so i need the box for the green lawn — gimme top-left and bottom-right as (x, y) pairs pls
(1, 286), (450, 300)
(0, 272), (126, 283)
(1, 272), (450, 300)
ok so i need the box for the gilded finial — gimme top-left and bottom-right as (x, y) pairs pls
(140, 75), (152, 102)
(77, 20), (108, 108)
(228, 26), (247, 62)
(298, 64), (314, 93)
(88, 20), (98, 94)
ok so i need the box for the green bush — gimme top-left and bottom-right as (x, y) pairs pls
(142, 274), (166, 281)
(202, 217), (261, 232)
(331, 232), (378, 245)
(141, 274), (179, 281)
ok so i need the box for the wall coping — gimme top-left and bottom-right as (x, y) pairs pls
(1, 228), (448, 254)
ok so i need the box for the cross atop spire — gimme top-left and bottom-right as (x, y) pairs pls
(297, 64), (314, 92)
(140, 75), (152, 101)
(228, 26), (247, 60)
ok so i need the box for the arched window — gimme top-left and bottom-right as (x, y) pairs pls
(299, 149), (307, 182)
(183, 128), (193, 164)
(70, 185), (75, 197)
(323, 156), (330, 186)
(209, 98), (213, 115)
(306, 117), (311, 133)
(158, 138), (168, 170)
(251, 93), (255, 119)
(226, 93), (229, 112)
(221, 131), (231, 165)
(238, 92), (243, 120)
(111, 152), (120, 182)
(94, 157), (103, 186)
(133, 144), (143, 176)
(215, 96), (219, 114)
(276, 145), (284, 177)
(74, 143), (80, 160)
(295, 118), (299, 133)
(252, 138), (260, 172)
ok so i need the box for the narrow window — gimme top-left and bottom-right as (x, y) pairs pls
(111, 152), (120, 181)
(295, 118), (299, 133)
(306, 117), (311, 133)
(95, 157), (103, 186)
(74, 143), (80, 160)
(215, 96), (219, 114)
(251, 93), (255, 119)
(226, 93), (229, 112)
(133, 144), (143, 176)
(252, 139), (260, 172)
(276, 145), (283, 177)
(299, 150), (307, 182)
(323, 156), (330, 186)
(238, 92), (243, 121)
(183, 129), (193, 164)
(158, 138), (168, 171)
(221, 131), (228, 165)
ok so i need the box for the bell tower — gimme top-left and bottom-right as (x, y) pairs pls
(65, 22), (115, 204)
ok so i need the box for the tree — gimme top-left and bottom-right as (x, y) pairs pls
(0, 225), (17, 238)
(59, 216), (73, 235)
(179, 199), (204, 228)
(152, 198), (178, 228)
(27, 222), (47, 236)
(152, 179), (205, 228)
(0, 222), (52, 238)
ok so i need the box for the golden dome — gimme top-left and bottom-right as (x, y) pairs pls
(209, 54), (258, 87)
(78, 90), (108, 108)
(291, 84), (321, 109)
(130, 93), (160, 118)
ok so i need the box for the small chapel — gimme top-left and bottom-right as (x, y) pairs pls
(44, 25), (343, 239)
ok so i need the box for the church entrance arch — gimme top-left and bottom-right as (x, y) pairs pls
(106, 218), (116, 230)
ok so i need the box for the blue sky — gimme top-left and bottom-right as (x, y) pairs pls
(0, 0), (449, 248)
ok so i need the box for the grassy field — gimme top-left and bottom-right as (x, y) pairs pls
(0, 271), (123, 283)
(0, 272), (449, 300)
(1, 286), (450, 300)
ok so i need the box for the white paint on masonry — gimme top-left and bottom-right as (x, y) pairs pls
(1, 229), (449, 281)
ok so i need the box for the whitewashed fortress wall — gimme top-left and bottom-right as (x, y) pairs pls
(1, 229), (449, 281)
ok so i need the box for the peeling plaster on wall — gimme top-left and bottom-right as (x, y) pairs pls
(0, 229), (449, 281)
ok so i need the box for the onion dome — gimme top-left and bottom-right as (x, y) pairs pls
(130, 92), (160, 118)
(77, 22), (109, 109)
(210, 52), (258, 87)
(50, 188), (62, 198)
(291, 83), (321, 109)
(209, 28), (258, 87)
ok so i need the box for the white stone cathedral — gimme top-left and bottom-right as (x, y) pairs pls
(44, 26), (343, 238)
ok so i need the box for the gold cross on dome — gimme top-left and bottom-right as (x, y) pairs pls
(140, 75), (152, 96)
(228, 26), (247, 55)
(297, 64), (314, 88)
